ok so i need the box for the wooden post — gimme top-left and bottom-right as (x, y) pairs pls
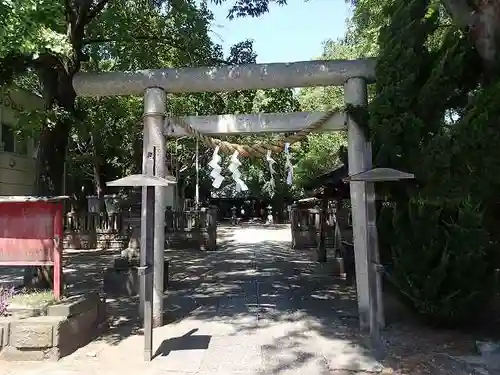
(165, 206), (174, 230)
(333, 201), (343, 257)
(142, 87), (166, 328)
(142, 185), (155, 361)
(290, 204), (298, 249)
(106, 174), (175, 362)
(310, 207), (319, 248)
(165, 206), (173, 249)
(206, 206), (217, 251)
(317, 197), (327, 263)
(365, 163), (385, 331)
(53, 203), (63, 300)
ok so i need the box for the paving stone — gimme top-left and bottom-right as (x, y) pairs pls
(153, 348), (206, 373)
(261, 345), (326, 373)
(199, 336), (262, 373)
(263, 353), (332, 375)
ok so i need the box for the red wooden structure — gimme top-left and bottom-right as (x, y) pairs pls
(0, 196), (68, 300)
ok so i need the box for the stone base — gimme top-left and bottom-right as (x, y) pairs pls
(63, 232), (97, 250)
(0, 293), (106, 361)
(97, 232), (127, 250)
(103, 260), (169, 297)
(329, 257), (346, 278)
(63, 232), (127, 251)
(166, 230), (216, 251)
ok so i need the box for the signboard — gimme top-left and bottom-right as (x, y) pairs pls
(0, 197), (66, 299)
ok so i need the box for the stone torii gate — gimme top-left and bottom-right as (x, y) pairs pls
(73, 59), (381, 335)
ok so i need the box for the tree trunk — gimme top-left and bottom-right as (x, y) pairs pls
(90, 130), (107, 203)
(33, 118), (72, 196)
(442, 0), (500, 81)
(24, 67), (76, 290)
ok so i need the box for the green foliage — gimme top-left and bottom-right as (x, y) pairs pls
(212, 0), (287, 19)
(299, 40), (360, 112)
(294, 40), (354, 188)
(0, 1), (70, 59)
(370, 0), (438, 171)
(368, 0), (499, 325)
(293, 132), (347, 188)
(346, 0), (392, 57)
(382, 198), (494, 325)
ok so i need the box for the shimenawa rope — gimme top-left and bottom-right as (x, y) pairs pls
(170, 109), (338, 158)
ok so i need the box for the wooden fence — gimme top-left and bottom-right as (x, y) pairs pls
(290, 202), (355, 278)
(290, 207), (335, 250)
(63, 206), (217, 251)
(290, 202), (352, 250)
(165, 207), (217, 251)
(63, 211), (127, 250)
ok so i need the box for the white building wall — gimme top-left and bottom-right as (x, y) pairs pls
(0, 86), (43, 195)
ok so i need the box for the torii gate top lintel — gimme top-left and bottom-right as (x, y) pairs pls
(73, 58), (376, 97)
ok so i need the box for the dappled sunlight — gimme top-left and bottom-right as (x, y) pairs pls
(259, 327), (380, 374)
(0, 225), (377, 374)
(213, 269), (260, 277)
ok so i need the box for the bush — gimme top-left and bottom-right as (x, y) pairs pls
(380, 197), (496, 327)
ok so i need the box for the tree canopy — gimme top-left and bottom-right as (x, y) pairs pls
(0, 0), (308, 203)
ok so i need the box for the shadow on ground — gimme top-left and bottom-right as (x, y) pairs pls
(81, 226), (380, 374)
(0, 225), (477, 374)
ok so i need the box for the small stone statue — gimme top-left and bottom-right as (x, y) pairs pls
(231, 205), (237, 226)
(266, 205), (274, 225)
(122, 226), (140, 255)
(116, 226), (140, 268)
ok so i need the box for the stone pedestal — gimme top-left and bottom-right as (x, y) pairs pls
(0, 293), (106, 361)
(103, 258), (169, 297)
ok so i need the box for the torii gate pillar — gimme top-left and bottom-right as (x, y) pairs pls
(345, 78), (383, 332)
(142, 87), (167, 327)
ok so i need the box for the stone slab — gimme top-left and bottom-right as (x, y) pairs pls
(47, 292), (100, 317)
(431, 354), (493, 375)
(0, 298), (106, 361)
(56, 305), (105, 357)
(0, 345), (60, 361)
(8, 303), (49, 319)
(9, 318), (60, 348)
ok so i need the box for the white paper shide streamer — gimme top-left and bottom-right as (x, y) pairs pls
(284, 142), (293, 185)
(266, 150), (276, 192)
(208, 146), (224, 188)
(228, 151), (248, 192)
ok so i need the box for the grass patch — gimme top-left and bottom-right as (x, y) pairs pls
(9, 289), (57, 307)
